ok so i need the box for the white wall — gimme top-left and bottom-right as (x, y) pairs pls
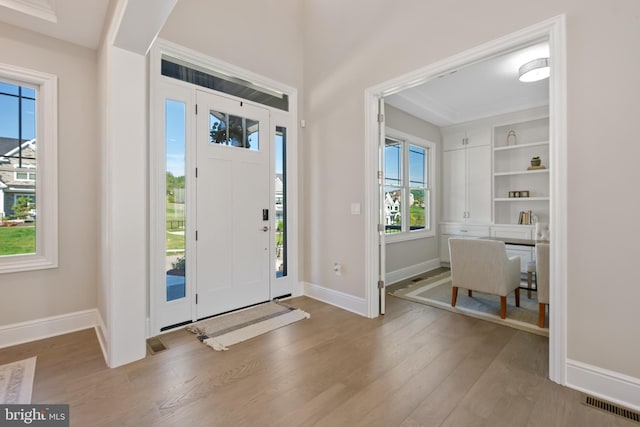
(159, 0), (303, 92)
(0, 23), (98, 326)
(384, 105), (441, 278)
(302, 0), (640, 383)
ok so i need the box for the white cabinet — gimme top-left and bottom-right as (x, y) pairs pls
(442, 126), (491, 224)
(439, 224), (490, 263)
(493, 116), (550, 225)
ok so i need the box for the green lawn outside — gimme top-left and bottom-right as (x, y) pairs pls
(0, 226), (36, 256)
(166, 231), (185, 251)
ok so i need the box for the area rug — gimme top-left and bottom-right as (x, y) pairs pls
(187, 301), (310, 351)
(0, 356), (36, 404)
(389, 271), (548, 336)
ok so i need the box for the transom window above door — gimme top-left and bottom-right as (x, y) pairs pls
(209, 110), (259, 151)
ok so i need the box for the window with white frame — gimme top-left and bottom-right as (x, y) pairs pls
(0, 64), (58, 273)
(384, 130), (435, 239)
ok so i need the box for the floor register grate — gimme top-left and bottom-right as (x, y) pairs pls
(582, 395), (640, 424)
(146, 337), (168, 355)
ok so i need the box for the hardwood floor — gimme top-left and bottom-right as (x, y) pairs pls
(0, 296), (635, 426)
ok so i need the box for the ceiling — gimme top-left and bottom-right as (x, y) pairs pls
(385, 42), (550, 127)
(0, 0), (110, 49)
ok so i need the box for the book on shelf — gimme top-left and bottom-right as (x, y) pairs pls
(517, 210), (534, 225)
(527, 165), (546, 170)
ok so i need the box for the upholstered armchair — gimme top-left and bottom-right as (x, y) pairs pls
(449, 238), (521, 319)
(535, 243), (550, 328)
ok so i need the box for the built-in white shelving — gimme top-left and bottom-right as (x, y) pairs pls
(492, 116), (550, 225)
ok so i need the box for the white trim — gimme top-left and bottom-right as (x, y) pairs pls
(0, 309), (98, 349)
(566, 359), (640, 412)
(0, 63), (58, 274)
(364, 15), (567, 384)
(94, 309), (109, 365)
(303, 282), (367, 317)
(385, 258), (441, 285)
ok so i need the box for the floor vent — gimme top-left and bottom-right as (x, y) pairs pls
(146, 337), (168, 355)
(582, 395), (640, 424)
(411, 277), (425, 282)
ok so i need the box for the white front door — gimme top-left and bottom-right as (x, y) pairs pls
(195, 91), (271, 319)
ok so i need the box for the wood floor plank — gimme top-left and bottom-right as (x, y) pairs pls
(0, 295), (636, 427)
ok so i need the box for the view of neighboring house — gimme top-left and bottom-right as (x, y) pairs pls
(0, 137), (36, 220)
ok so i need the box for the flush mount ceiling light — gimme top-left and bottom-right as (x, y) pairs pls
(518, 58), (550, 82)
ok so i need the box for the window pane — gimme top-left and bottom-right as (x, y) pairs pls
(165, 100), (186, 302)
(410, 188), (426, 231)
(409, 144), (426, 187)
(209, 111), (228, 145)
(0, 82), (18, 96)
(384, 187), (402, 234)
(0, 94), (19, 139)
(275, 126), (287, 277)
(210, 111), (259, 150)
(384, 139), (402, 185)
(0, 82), (37, 257)
(21, 97), (36, 141)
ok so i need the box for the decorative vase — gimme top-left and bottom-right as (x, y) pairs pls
(506, 130), (517, 146)
(531, 156), (541, 167)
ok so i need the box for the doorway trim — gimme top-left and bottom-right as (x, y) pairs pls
(148, 39), (300, 336)
(363, 15), (567, 385)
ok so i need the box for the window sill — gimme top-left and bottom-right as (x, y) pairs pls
(385, 230), (435, 244)
(0, 254), (58, 274)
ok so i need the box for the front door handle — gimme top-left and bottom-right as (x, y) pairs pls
(262, 226), (269, 232)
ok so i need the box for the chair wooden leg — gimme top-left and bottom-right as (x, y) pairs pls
(538, 303), (546, 328)
(527, 272), (533, 299)
(468, 289), (473, 297)
(500, 296), (507, 319)
(514, 288), (520, 307)
(451, 286), (458, 307)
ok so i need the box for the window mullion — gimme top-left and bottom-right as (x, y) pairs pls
(403, 140), (409, 233)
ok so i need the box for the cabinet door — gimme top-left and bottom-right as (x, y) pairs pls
(442, 148), (466, 222)
(467, 145), (491, 223)
(465, 126), (491, 148)
(442, 130), (466, 151)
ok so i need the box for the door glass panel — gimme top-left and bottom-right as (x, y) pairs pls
(275, 126), (287, 277)
(209, 110), (259, 150)
(165, 99), (186, 301)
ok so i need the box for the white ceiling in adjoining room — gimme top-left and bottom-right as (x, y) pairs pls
(0, 0), (110, 49)
(385, 42), (550, 127)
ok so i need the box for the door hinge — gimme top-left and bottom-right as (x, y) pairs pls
(378, 280), (385, 289)
(377, 171), (383, 179)
(195, 294), (198, 304)
(377, 113), (384, 123)
(195, 167), (198, 178)
(378, 224), (385, 232)
(463, 137), (468, 145)
(195, 104), (198, 115)
(195, 230), (198, 240)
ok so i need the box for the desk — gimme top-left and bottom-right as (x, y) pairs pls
(480, 237), (550, 294)
(480, 237), (549, 247)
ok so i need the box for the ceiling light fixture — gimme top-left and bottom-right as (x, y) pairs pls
(518, 58), (550, 82)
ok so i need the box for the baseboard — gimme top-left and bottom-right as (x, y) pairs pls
(566, 359), (640, 411)
(386, 258), (442, 285)
(94, 310), (109, 366)
(0, 309), (99, 349)
(302, 282), (367, 317)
